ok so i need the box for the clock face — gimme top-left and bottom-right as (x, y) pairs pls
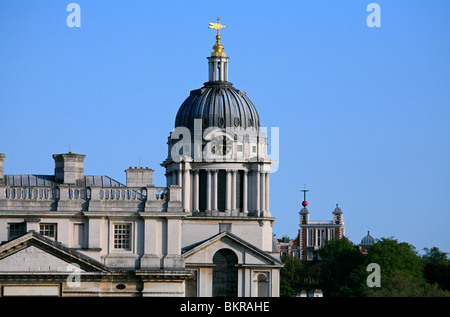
(211, 135), (232, 155)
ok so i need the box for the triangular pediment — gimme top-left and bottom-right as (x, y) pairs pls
(0, 232), (109, 272)
(182, 231), (283, 267)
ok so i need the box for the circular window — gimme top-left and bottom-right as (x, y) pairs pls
(116, 284), (126, 290)
(218, 117), (224, 127)
(234, 117), (240, 127)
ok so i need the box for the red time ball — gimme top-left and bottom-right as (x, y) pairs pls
(302, 201), (308, 207)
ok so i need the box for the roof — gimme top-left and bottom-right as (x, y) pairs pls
(175, 81), (260, 132)
(333, 204), (343, 214)
(182, 231), (283, 267)
(360, 231), (375, 246)
(4, 174), (55, 187)
(84, 175), (125, 187)
(0, 231), (110, 272)
(3, 174), (125, 187)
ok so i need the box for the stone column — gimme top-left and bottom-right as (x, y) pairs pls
(193, 170), (199, 212)
(0, 153), (6, 182)
(206, 170), (212, 214)
(225, 169), (231, 215)
(165, 171), (170, 187)
(255, 170), (260, 215)
(212, 169), (218, 214)
(231, 170), (237, 215)
(242, 170), (248, 215)
(213, 61), (218, 81)
(265, 172), (270, 216)
(260, 172), (265, 216)
(182, 168), (186, 211)
(182, 167), (190, 212)
(169, 169), (175, 186)
(177, 169), (182, 186)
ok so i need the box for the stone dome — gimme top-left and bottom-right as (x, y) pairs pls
(360, 231), (375, 246)
(333, 204), (343, 214)
(174, 81), (260, 132)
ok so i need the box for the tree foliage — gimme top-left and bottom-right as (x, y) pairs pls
(422, 247), (449, 266)
(366, 237), (424, 280)
(422, 246), (450, 291)
(279, 236), (450, 297)
(279, 254), (304, 297)
(318, 237), (367, 297)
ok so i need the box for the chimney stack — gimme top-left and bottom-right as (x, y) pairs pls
(125, 166), (154, 187)
(0, 153), (6, 182)
(53, 152), (86, 184)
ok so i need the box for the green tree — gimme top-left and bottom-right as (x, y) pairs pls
(422, 246), (450, 291)
(366, 271), (450, 297)
(366, 237), (424, 280)
(318, 237), (367, 296)
(365, 238), (450, 297)
(280, 255), (304, 297)
(422, 247), (449, 266)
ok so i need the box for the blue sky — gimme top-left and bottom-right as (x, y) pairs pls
(1, 1), (449, 254)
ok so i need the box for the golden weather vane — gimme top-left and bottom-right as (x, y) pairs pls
(208, 17), (226, 57)
(208, 16), (227, 32)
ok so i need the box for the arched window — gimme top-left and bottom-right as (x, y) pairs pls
(256, 273), (269, 297)
(212, 249), (238, 297)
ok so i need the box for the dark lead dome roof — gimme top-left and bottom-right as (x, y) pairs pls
(360, 231), (375, 246)
(175, 81), (260, 132)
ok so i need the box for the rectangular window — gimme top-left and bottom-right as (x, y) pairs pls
(9, 223), (26, 240)
(328, 228), (335, 241)
(317, 229), (325, 247)
(307, 228), (313, 247)
(113, 223), (132, 250)
(73, 223), (85, 248)
(40, 223), (57, 240)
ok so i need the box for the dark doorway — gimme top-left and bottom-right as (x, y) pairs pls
(212, 249), (238, 297)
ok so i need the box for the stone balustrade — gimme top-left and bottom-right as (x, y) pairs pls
(0, 185), (180, 213)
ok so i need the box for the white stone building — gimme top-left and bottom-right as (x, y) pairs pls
(0, 24), (282, 297)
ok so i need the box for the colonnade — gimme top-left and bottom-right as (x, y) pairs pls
(166, 167), (270, 217)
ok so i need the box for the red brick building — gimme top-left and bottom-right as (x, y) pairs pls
(278, 194), (346, 261)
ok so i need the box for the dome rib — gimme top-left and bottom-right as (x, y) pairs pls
(175, 82), (260, 132)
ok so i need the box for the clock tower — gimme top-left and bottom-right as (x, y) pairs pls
(162, 20), (272, 218)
